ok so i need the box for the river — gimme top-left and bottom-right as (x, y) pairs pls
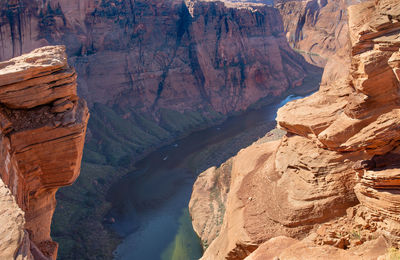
(107, 93), (309, 260)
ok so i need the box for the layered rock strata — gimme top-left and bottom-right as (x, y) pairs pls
(0, 0), (321, 188)
(0, 178), (32, 260)
(0, 46), (89, 259)
(1, 1), (321, 258)
(0, 0), (315, 114)
(276, 0), (364, 67)
(190, 0), (400, 259)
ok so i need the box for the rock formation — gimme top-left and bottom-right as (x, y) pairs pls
(0, 0), (321, 192)
(0, 0), (315, 114)
(276, 0), (364, 67)
(1, 2), (321, 257)
(0, 177), (32, 260)
(189, 158), (233, 249)
(190, 0), (400, 259)
(0, 46), (89, 259)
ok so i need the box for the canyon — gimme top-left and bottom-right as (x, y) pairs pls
(189, 0), (400, 259)
(1, 0), (314, 117)
(276, 0), (355, 67)
(2, 0), (398, 260)
(0, 0), (323, 259)
(0, 46), (89, 259)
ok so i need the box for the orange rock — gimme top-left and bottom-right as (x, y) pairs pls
(198, 134), (362, 259)
(191, 0), (400, 259)
(276, 82), (352, 138)
(245, 235), (388, 260)
(280, 0), (400, 155)
(0, 46), (89, 259)
(0, 46), (77, 109)
(276, 0), (357, 67)
(0, 178), (33, 260)
(189, 159), (232, 249)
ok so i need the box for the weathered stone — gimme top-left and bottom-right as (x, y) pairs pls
(0, 46), (88, 259)
(0, 178), (33, 260)
(245, 235), (388, 260)
(189, 159), (232, 249)
(276, 82), (352, 138)
(191, 1), (400, 259)
(51, 100), (74, 113)
(0, 46), (78, 109)
(0, 0), (316, 116)
(276, 0), (358, 68)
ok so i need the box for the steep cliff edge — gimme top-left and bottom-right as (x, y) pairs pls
(1, 1), (321, 258)
(0, 178), (32, 260)
(190, 0), (400, 259)
(0, 0), (314, 113)
(0, 0), (319, 163)
(0, 46), (89, 259)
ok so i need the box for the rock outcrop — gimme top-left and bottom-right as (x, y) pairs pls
(190, 0), (400, 259)
(189, 158), (233, 249)
(276, 0), (364, 67)
(0, 46), (89, 259)
(245, 235), (389, 260)
(0, 178), (32, 260)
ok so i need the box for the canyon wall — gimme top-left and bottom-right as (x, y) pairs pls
(0, 0), (314, 114)
(0, 46), (89, 259)
(1, 1), (321, 258)
(276, 0), (364, 67)
(190, 0), (400, 259)
(0, 0), (320, 189)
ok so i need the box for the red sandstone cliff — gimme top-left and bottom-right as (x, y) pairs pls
(0, 46), (89, 259)
(1, 1), (321, 258)
(0, 0), (315, 114)
(0, 0), (322, 175)
(276, 0), (364, 67)
(0, 177), (32, 260)
(190, 0), (400, 259)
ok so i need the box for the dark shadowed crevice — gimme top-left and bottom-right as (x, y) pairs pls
(152, 2), (193, 110)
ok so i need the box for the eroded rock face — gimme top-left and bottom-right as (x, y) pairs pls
(276, 0), (363, 67)
(190, 0), (400, 259)
(0, 46), (78, 109)
(245, 235), (388, 260)
(0, 46), (89, 259)
(0, 0), (314, 115)
(198, 135), (362, 259)
(0, 1), (321, 258)
(189, 159), (232, 249)
(0, 178), (32, 260)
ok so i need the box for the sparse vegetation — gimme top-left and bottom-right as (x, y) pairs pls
(52, 104), (224, 259)
(350, 229), (361, 240)
(387, 247), (400, 260)
(292, 47), (321, 57)
(52, 162), (127, 259)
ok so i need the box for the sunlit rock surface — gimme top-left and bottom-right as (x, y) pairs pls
(190, 0), (400, 259)
(0, 46), (88, 259)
